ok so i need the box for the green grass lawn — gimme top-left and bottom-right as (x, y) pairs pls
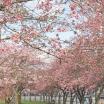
(0, 101), (47, 104)
(0, 100), (4, 104)
(21, 101), (47, 104)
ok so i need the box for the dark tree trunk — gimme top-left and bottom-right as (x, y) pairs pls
(62, 91), (68, 104)
(43, 93), (46, 102)
(74, 87), (85, 104)
(79, 99), (84, 104)
(95, 86), (104, 104)
(88, 96), (92, 104)
(70, 92), (75, 104)
(58, 92), (61, 104)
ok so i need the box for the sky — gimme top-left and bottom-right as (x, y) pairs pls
(24, 0), (75, 40)
(1, 0), (74, 41)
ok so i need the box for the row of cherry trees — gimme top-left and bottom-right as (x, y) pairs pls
(34, 0), (104, 103)
(1, 35), (104, 104)
(0, 0), (104, 104)
(33, 35), (104, 104)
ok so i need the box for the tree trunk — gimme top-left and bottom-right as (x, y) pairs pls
(29, 93), (31, 102)
(40, 95), (42, 101)
(54, 94), (57, 103)
(74, 87), (85, 104)
(5, 97), (11, 104)
(63, 92), (68, 104)
(47, 95), (50, 103)
(15, 91), (21, 104)
(70, 98), (74, 104)
(43, 94), (45, 102)
(89, 96), (92, 104)
(50, 93), (53, 102)
(95, 98), (99, 104)
(75, 96), (78, 104)
(70, 94), (75, 104)
(46, 94), (48, 102)
(63, 93), (66, 104)
(95, 86), (104, 104)
(58, 93), (61, 104)
(34, 95), (36, 101)
(79, 99), (84, 104)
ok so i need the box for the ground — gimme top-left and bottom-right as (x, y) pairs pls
(0, 101), (47, 104)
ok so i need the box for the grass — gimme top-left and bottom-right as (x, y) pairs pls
(21, 101), (47, 104)
(0, 100), (4, 104)
(0, 101), (47, 104)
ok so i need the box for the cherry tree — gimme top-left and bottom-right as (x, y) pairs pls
(69, 0), (104, 103)
(0, 41), (46, 104)
(0, 0), (76, 62)
(50, 36), (104, 104)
